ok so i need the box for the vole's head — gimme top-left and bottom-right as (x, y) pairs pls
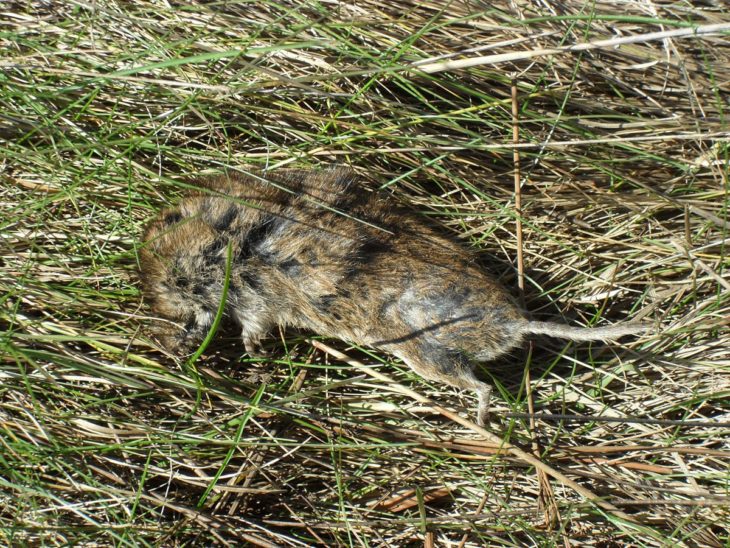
(139, 209), (225, 353)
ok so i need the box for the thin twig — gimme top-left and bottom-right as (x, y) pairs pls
(513, 83), (558, 528)
(503, 413), (730, 428)
(416, 23), (730, 73)
(511, 82), (525, 303)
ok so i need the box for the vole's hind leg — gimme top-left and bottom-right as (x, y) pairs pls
(475, 384), (492, 427)
(393, 342), (494, 427)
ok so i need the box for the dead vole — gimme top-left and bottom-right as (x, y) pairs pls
(140, 168), (647, 425)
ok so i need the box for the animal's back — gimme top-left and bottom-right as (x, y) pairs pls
(140, 168), (521, 353)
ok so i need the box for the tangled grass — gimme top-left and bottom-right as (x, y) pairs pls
(1, 1), (729, 545)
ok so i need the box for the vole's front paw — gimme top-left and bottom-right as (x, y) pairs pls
(243, 335), (270, 358)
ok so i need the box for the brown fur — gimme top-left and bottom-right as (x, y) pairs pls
(139, 168), (646, 425)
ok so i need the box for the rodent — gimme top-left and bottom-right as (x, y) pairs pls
(139, 167), (647, 425)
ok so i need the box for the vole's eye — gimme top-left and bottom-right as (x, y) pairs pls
(164, 212), (182, 225)
(173, 273), (189, 288)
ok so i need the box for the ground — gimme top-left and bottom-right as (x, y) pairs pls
(1, 1), (728, 546)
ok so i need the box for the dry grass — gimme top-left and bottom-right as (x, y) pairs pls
(1, 1), (729, 546)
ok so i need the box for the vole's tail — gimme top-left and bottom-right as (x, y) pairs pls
(521, 321), (650, 341)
